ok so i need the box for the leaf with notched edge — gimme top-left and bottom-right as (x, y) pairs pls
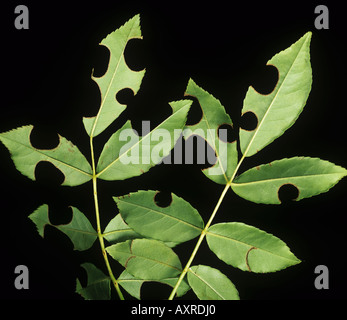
(29, 204), (97, 251)
(96, 100), (192, 181)
(231, 157), (347, 204)
(114, 190), (204, 245)
(117, 270), (190, 299)
(0, 125), (92, 186)
(240, 32), (312, 157)
(76, 263), (111, 300)
(183, 79), (238, 185)
(83, 14), (146, 138)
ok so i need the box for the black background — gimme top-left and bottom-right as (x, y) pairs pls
(0, 0), (346, 303)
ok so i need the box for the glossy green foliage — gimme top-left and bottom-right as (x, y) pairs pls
(0, 125), (92, 186)
(114, 190), (204, 244)
(1, 14), (346, 301)
(183, 79), (238, 184)
(106, 239), (182, 280)
(83, 14), (145, 137)
(232, 157), (347, 204)
(29, 204), (97, 251)
(206, 223), (300, 272)
(76, 263), (111, 300)
(103, 214), (143, 244)
(97, 100), (191, 180)
(117, 270), (190, 300)
(187, 265), (239, 300)
(240, 32), (312, 157)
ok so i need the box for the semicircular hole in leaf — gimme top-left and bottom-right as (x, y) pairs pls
(30, 126), (59, 149)
(91, 44), (110, 78)
(184, 135), (217, 170)
(154, 190), (173, 208)
(250, 64), (278, 95)
(278, 183), (299, 204)
(124, 38), (147, 72)
(123, 99), (173, 138)
(34, 161), (65, 186)
(184, 95), (203, 126)
(240, 111), (258, 131)
(115, 88), (135, 105)
(218, 123), (237, 143)
(47, 204), (73, 226)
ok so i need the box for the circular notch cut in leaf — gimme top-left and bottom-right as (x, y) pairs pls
(240, 32), (312, 157)
(114, 190), (204, 244)
(183, 78), (238, 185)
(0, 125), (92, 186)
(188, 265), (239, 300)
(106, 239), (182, 280)
(206, 222), (301, 273)
(117, 270), (190, 300)
(231, 157), (347, 204)
(28, 204), (97, 251)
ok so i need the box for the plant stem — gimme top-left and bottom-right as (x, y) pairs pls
(90, 137), (124, 300)
(168, 182), (231, 300)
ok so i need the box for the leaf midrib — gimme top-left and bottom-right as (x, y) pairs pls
(96, 102), (190, 176)
(242, 35), (310, 157)
(0, 133), (92, 177)
(56, 225), (97, 236)
(90, 18), (138, 138)
(188, 268), (225, 300)
(206, 231), (298, 262)
(116, 199), (203, 231)
(232, 172), (344, 186)
(201, 111), (229, 184)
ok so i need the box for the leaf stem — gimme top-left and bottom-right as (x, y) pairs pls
(90, 137), (124, 300)
(168, 182), (231, 300)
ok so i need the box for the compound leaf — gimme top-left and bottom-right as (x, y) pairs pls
(96, 100), (191, 180)
(114, 190), (204, 244)
(103, 214), (143, 244)
(76, 263), (111, 300)
(184, 79), (238, 184)
(206, 222), (300, 273)
(106, 239), (182, 280)
(240, 32), (312, 157)
(187, 265), (239, 300)
(117, 270), (190, 299)
(29, 204), (97, 251)
(83, 14), (145, 137)
(0, 125), (92, 186)
(231, 157), (347, 204)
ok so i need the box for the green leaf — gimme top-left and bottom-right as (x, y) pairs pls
(76, 263), (111, 300)
(206, 222), (301, 273)
(103, 213), (143, 244)
(118, 270), (190, 299)
(187, 265), (239, 300)
(231, 157), (347, 204)
(0, 125), (92, 186)
(96, 100), (192, 180)
(83, 14), (146, 137)
(114, 190), (204, 244)
(29, 204), (97, 251)
(106, 239), (182, 280)
(184, 79), (238, 184)
(240, 32), (312, 157)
